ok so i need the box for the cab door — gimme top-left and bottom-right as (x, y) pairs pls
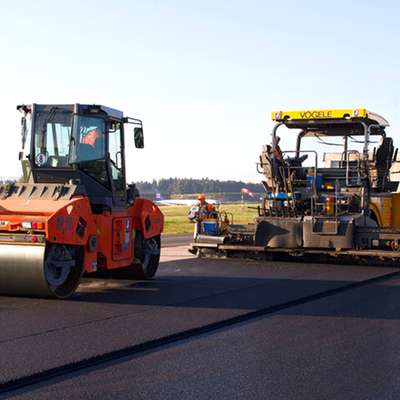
(108, 120), (127, 206)
(108, 121), (133, 263)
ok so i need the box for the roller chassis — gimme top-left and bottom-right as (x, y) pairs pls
(0, 104), (164, 299)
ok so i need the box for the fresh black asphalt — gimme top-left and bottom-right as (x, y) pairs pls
(10, 274), (400, 400)
(162, 234), (193, 247)
(0, 235), (398, 399)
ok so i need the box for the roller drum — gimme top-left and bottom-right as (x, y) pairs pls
(0, 244), (83, 298)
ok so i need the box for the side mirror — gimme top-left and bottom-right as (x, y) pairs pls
(134, 127), (144, 149)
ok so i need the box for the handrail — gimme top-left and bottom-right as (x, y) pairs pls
(341, 150), (362, 186)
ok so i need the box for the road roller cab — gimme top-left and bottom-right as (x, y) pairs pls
(0, 104), (164, 298)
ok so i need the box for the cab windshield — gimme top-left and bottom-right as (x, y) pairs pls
(33, 110), (106, 168)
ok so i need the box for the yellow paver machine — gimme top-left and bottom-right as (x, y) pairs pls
(191, 108), (400, 262)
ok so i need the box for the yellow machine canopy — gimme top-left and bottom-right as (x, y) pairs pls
(272, 109), (389, 127)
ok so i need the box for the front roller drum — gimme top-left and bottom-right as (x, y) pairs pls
(0, 244), (83, 299)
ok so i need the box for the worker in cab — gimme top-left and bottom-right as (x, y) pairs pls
(79, 127), (105, 160)
(81, 127), (104, 149)
(81, 128), (99, 146)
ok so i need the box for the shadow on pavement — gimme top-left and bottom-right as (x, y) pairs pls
(73, 258), (400, 320)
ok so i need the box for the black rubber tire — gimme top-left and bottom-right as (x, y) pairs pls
(131, 234), (161, 279)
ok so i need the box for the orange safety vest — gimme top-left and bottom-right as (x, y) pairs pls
(196, 201), (215, 212)
(81, 129), (101, 146)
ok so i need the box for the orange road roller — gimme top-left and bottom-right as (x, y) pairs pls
(0, 104), (163, 298)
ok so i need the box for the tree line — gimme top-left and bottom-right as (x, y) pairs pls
(135, 178), (263, 196)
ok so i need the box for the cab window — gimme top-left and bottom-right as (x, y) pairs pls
(75, 116), (106, 163)
(75, 116), (109, 188)
(34, 110), (72, 168)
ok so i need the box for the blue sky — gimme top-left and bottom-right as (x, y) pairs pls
(1, 0), (399, 182)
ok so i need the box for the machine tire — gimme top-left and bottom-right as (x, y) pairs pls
(132, 233), (161, 279)
(44, 244), (84, 298)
